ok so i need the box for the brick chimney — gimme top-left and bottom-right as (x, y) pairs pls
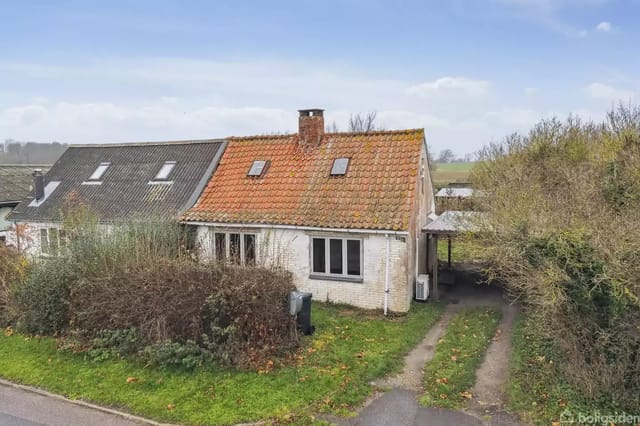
(298, 109), (324, 149)
(33, 169), (45, 201)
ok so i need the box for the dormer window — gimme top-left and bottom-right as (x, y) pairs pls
(154, 161), (176, 180)
(331, 158), (350, 175)
(88, 162), (110, 181)
(247, 160), (268, 177)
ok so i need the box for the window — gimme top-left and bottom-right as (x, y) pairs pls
(154, 161), (176, 180)
(244, 234), (256, 265)
(311, 236), (362, 280)
(39, 227), (66, 255)
(247, 160), (268, 177)
(214, 232), (226, 261)
(331, 158), (350, 175)
(88, 162), (110, 181)
(211, 230), (257, 266)
(230, 233), (241, 264)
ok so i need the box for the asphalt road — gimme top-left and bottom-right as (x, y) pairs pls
(0, 383), (148, 426)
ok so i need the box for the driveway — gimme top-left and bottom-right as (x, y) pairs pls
(0, 382), (152, 426)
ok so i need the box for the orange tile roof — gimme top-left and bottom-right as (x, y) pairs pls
(182, 129), (425, 231)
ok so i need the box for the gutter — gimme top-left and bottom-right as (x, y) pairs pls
(384, 233), (390, 316)
(182, 221), (409, 236)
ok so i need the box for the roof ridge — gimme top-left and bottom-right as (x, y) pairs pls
(69, 139), (227, 148)
(229, 128), (424, 142)
(0, 164), (52, 167)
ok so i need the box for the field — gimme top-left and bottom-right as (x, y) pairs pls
(431, 162), (474, 188)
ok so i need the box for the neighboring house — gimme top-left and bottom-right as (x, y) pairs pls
(0, 165), (50, 244)
(182, 109), (435, 313)
(7, 140), (226, 255)
(435, 186), (482, 213)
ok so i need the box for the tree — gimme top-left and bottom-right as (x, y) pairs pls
(348, 112), (381, 132)
(436, 149), (455, 163)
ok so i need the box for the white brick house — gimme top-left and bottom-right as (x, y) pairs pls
(183, 109), (436, 313)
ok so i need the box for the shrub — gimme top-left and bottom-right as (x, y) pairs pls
(0, 246), (27, 326)
(14, 258), (74, 334)
(472, 104), (640, 412)
(14, 219), (298, 369)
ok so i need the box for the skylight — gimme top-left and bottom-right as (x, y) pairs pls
(331, 158), (350, 175)
(154, 161), (176, 180)
(88, 162), (110, 181)
(247, 160), (268, 177)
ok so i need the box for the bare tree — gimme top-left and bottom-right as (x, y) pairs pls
(326, 121), (339, 133)
(348, 112), (381, 132)
(436, 149), (455, 163)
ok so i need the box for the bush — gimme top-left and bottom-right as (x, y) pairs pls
(14, 219), (298, 369)
(14, 258), (74, 334)
(472, 105), (640, 412)
(0, 246), (27, 326)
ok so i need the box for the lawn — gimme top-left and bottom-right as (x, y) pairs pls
(0, 301), (444, 425)
(420, 307), (501, 409)
(436, 237), (486, 264)
(432, 162), (474, 187)
(506, 315), (601, 426)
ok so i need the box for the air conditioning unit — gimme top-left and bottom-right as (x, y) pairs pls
(415, 274), (430, 301)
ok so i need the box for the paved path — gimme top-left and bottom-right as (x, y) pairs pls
(0, 382), (151, 426)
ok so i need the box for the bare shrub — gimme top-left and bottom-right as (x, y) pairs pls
(0, 246), (26, 326)
(472, 104), (640, 410)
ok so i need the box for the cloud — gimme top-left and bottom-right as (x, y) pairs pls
(585, 82), (635, 101)
(406, 77), (489, 97)
(595, 21), (611, 32)
(524, 87), (539, 96)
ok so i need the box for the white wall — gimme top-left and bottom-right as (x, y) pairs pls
(196, 226), (412, 312)
(5, 221), (61, 256)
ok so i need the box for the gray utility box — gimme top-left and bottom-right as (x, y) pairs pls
(289, 291), (314, 335)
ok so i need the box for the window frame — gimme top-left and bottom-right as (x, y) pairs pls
(39, 227), (67, 256)
(247, 160), (269, 177)
(88, 162), (110, 181)
(153, 161), (177, 181)
(210, 229), (258, 266)
(330, 157), (350, 176)
(309, 235), (363, 282)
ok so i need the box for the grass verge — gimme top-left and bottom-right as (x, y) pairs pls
(0, 301), (443, 425)
(420, 307), (501, 409)
(506, 315), (604, 425)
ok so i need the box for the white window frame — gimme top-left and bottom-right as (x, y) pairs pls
(153, 161), (176, 181)
(88, 162), (110, 181)
(309, 236), (363, 282)
(209, 229), (257, 266)
(39, 227), (67, 256)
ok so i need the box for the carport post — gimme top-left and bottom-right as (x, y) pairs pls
(433, 234), (439, 300)
(447, 236), (452, 268)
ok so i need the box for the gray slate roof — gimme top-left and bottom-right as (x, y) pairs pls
(0, 165), (51, 205)
(8, 140), (226, 222)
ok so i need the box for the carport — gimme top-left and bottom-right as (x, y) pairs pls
(423, 211), (485, 300)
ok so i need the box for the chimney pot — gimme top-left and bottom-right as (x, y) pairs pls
(298, 108), (325, 149)
(33, 169), (45, 201)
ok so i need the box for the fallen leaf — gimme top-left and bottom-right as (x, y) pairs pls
(126, 377), (137, 383)
(166, 404), (175, 411)
(450, 355), (458, 361)
(460, 391), (473, 399)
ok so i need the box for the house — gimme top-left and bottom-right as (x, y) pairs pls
(0, 165), (50, 244)
(182, 109), (435, 313)
(6, 140), (226, 255)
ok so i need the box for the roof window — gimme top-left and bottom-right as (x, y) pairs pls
(247, 160), (268, 177)
(331, 158), (350, 175)
(88, 162), (110, 181)
(154, 161), (176, 180)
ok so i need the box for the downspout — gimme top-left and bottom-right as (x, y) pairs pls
(384, 233), (390, 316)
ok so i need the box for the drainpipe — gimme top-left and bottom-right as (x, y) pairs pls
(384, 233), (390, 316)
(415, 234), (420, 286)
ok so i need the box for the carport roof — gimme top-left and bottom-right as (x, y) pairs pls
(423, 210), (486, 235)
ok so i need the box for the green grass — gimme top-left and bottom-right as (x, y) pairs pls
(0, 302), (444, 425)
(506, 315), (599, 425)
(420, 307), (501, 409)
(436, 238), (486, 264)
(432, 162), (474, 187)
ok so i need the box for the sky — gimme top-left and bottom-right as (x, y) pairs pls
(1, 0), (639, 156)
